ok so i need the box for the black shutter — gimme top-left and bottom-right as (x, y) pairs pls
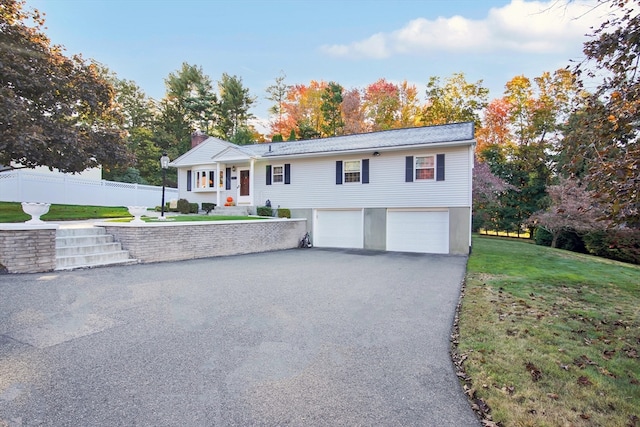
(336, 161), (343, 185)
(405, 156), (413, 182)
(436, 154), (445, 181)
(362, 159), (369, 184)
(284, 163), (291, 184)
(225, 168), (231, 190)
(266, 165), (272, 185)
(187, 170), (192, 191)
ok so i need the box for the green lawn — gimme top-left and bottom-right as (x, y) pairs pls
(0, 202), (270, 223)
(458, 236), (640, 426)
(0, 201), (131, 222)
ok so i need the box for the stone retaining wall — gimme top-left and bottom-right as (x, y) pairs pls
(101, 218), (307, 263)
(0, 224), (58, 273)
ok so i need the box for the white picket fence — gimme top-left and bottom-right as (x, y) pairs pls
(0, 170), (179, 208)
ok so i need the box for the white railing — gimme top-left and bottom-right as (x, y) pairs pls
(0, 170), (179, 208)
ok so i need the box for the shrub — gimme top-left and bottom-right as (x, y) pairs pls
(534, 227), (586, 253)
(189, 203), (198, 214)
(584, 229), (640, 265)
(534, 227), (553, 246)
(202, 203), (216, 213)
(177, 198), (191, 214)
(256, 206), (272, 216)
(277, 208), (291, 219)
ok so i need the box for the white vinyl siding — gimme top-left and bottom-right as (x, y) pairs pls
(386, 210), (449, 254)
(253, 146), (471, 210)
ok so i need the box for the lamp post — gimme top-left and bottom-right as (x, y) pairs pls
(160, 153), (170, 220)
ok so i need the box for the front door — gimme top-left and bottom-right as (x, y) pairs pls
(237, 169), (250, 205)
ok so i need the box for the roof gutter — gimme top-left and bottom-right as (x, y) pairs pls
(261, 138), (476, 160)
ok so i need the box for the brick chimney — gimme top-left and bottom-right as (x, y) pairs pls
(191, 130), (208, 148)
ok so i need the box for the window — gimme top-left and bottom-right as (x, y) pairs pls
(415, 156), (435, 180)
(405, 154), (445, 182)
(344, 160), (361, 183)
(266, 164), (291, 185)
(193, 169), (220, 191)
(273, 165), (284, 183)
(336, 160), (369, 185)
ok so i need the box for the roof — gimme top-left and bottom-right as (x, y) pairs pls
(259, 122), (475, 158)
(171, 122), (474, 166)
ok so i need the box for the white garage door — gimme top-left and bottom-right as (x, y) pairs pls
(387, 210), (449, 254)
(314, 209), (364, 249)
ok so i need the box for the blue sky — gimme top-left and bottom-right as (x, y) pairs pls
(27, 0), (608, 131)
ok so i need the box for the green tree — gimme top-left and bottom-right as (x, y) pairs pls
(266, 71), (291, 136)
(161, 63), (217, 154)
(0, 0), (129, 172)
(320, 81), (344, 136)
(217, 73), (256, 141)
(420, 72), (489, 128)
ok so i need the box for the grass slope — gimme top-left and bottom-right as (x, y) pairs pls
(0, 201), (130, 222)
(459, 236), (640, 426)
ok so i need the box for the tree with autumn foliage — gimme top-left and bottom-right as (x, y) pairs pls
(342, 88), (367, 135)
(363, 78), (400, 131)
(0, 0), (129, 173)
(561, 0), (640, 228)
(478, 69), (582, 234)
(282, 80), (328, 140)
(475, 98), (512, 156)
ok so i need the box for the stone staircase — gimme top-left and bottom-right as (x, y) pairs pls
(55, 226), (136, 270)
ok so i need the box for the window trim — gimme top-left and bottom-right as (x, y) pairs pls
(343, 160), (362, 184)
(415, 155), (436, 181)
(266, 163), (291, 185)
(405, 154), (445, 182)
(192, 167), (223, 192)
(272, 165), (285, 184)
(336, 159), (369, 185)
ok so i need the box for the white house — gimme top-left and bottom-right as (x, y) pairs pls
(170, 122), (475, 255)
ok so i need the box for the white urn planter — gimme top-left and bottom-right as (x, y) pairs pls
(21, 202), (51, 224)
(127, 206), (147, 224)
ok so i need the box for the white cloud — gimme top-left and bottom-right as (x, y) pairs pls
(320, 0), (605, 59)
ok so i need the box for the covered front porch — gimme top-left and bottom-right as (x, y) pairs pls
(173, 142), (266, 211)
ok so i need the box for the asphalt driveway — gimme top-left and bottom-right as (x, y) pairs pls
(0, 249), (479, 426)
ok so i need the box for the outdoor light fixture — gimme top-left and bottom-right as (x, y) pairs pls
(232, 165), (236, 172)
(160, 153), (170, 220)
(373, 151), (380, 157)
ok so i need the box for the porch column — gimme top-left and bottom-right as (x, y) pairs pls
(215, 162), (221, 208)
(249, 158), (255, 206)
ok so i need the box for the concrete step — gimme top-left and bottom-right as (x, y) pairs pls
(56, 251), (135, 270)
(56, 242), (124, 256)
(55, 226), (136, 270)
(56, 234), (115, 247)
(207, 206), (248, 216)
(56, 227), (106, 236)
